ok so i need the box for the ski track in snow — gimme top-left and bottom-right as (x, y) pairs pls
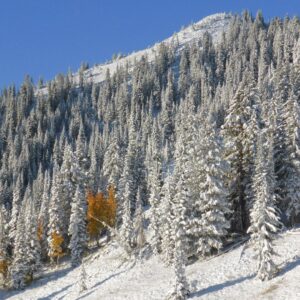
(1, 228), (300, 300)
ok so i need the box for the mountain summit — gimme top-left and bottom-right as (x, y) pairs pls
(38, 13), (232, 94)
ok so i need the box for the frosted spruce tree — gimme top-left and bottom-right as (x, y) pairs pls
(0, 205), (9, 283)
(196, 123), (231, 256)
(169, 173), (190, 300)
(8, 176), (22, 245)
(38, 170), (51, 261)
(283, 91), (300, 224)
(149, 163), (162, 254)
(118, 113), (138, 218)
(221, 78), (259, 232)
(169, 133), (190, 300)
(10, 204), (27, 289)
(248, 131), (282, 281)
(133, 187), (146, 257)
(68, 183), (88, 267)
(11, 188), (40, 289)
(161, 173), (175, 266)
(25, 195), (41, 279)
(47, 165), (65, 261)
(120, 181), (134, 250)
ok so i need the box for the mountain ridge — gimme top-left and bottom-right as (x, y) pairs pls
(37, 13), (232, 95)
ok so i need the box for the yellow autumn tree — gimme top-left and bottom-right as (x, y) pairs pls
(87, 191), (103, 240)
(49, 231), (64, 264)
(87, 186), (117, 242)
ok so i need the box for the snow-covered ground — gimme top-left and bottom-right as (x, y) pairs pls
(36, 13), (232, 95)
(2, 228), (300, 300)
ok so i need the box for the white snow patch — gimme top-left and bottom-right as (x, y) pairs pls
(2, 228), (300, 299)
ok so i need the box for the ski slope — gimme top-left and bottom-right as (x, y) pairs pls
(36, 13), (232, 95)
(1, 228), (300, 300)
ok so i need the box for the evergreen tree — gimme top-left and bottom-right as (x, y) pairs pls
(8, 176), (22, 245)
(47, 166), (65, 260)
(283, 92), (300, 223)
(195, 124), (231, 256)
(10, 205), (27, 289)
(120, 182), (134, 248)
(133, 187), (146, 256)
(248, 131), (282, 281)
(149, 163), (162, 254)
(161, 173), (175, 265)
(38, 171), (51, 260)
(68, 184), (88, 267)
(11, 188), (40, 288)
(0, 206), (9, 282)
(221, 80), (258, 232)
(169, 173), (190, 300)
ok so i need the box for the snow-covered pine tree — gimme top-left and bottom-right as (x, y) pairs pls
(76, 119), (89, 174)
(161, 70), (175, 145)
(103, 129), (123, 190)
(133, 187), (146, 257)
(25, 193), (41, 279)
(242, 107), (260, 222)
(11, 187), (41, 288)
(10, 203), (27, 289)
(195, 123), (231, 257)
(283, 91), (300, 224)
(120, 181), (134, 249)
(60, 144), (77, 233)
(8, 176), (22, 245)
(38, 170), (51, 261)
(161, 173), (175, 266)
(221, 79), (258, 232)
(168, 130), (191, 299)
(68, 183), (88, 267)
(118, 113), (138, 218)
(169, 172), (190, 300)
(0, 205), (9, 282)
(149, 163), (162, 254)
(269, 65), (290, 216)
(47, 165), (65, 262)
(247, 131), (282, 281)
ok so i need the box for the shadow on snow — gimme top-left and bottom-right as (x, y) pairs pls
(189, 274), (255, 298)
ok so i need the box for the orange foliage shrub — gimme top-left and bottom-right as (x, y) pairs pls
(87, 185), (117, 241)
(49, 231), (64, 262)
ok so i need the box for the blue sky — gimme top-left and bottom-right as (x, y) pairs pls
(0, 0), (299, 88)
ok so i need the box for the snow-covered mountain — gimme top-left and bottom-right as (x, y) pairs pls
(37, 13), (232, 95)
(2, 228), (300, 300)
(3, 9), (300, 300)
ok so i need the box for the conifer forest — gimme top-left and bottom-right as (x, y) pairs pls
(1, 10), (300, 300)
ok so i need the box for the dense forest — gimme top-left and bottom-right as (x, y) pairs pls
(0, 10), (300, 299)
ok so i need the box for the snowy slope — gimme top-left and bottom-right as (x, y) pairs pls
(36, 13), (232, 95)
(2, 228), (300, 300)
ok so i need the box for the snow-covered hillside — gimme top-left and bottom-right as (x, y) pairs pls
(36, 13), (232, 95)
(2, 228), (300, 300)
